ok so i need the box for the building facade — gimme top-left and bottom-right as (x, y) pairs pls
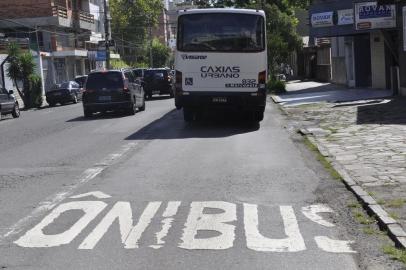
(0, 0), (110, 94)
(309, 0), (406, 95)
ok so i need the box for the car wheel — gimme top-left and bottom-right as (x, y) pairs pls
(48, 102), (55, 107)
(183, 107), (194, 122)
(139, 98), (146, 111)
(128, 101), (136, 115)
(11, 103), (20, 118)
(72, 94), (78, 104)
(84, 108), (93, 118)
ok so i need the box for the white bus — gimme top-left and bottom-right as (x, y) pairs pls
(174, 8), (267, 122)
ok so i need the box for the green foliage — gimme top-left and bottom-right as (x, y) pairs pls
(29, 74), (43, 108)
(267, 79), (286, 93)
(150, 38), (170, 68)
(383, 245), (406, 265)
(110, 59), (130, 69)
(6, 42), (39, 109)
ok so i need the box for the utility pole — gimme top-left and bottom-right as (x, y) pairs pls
(149, 25), (153, 68)
(103, 0), (110, 69)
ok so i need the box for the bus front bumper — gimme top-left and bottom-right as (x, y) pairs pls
(175, 90), (267, 111)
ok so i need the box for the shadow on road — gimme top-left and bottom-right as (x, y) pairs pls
(357, 98), (406, 125)
(146, 95), (173, 102)
(125, 109), (260, 140)
(66, 111), (134, 122)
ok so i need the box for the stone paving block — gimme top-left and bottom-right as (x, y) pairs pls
(369, 204), (397, 225)
(387, 224), (406, 238)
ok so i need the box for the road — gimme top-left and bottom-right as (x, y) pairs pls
(0, 97), (400, 269)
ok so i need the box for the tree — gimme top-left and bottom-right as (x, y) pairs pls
(150, 38), (170, 68)
(109, 0), (164, 64)
(6, 42), (41, 109)
(6, 42), (23, 100)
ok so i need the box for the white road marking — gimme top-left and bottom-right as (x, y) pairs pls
(301, 204), (335, 228)
(14, 201), (107, 248)
(150, 201), (181, 249)
(244, 204), (306, 252)
(315, 236), (357, 253)
(1, 142), (138, 242)
(179, 201), (237, 250)
(70, 191), (112, 199)
(79, 201), (161, 249)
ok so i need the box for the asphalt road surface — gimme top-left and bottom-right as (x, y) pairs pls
(0, 97), (402, 269)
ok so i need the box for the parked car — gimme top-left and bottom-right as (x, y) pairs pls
(74, 75), (87, 91)
(143, 68), (173, 99)
(82, 69), (145, 117)
(46, 81), (81, 106)
(0, 88), (19, 118)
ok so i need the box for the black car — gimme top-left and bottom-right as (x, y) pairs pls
(46, 81), (81, 106)
(0, 88), (19, 118)
(82, 69), (145, 117)
(143, 68), (173, 99)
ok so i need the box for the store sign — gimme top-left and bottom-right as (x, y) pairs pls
(311, 12), (334, 27)
(355, 2), (396, 30)
(96, 50), (106, 61)
(403, 6), (406, 51)
(337, 9), (354, 25)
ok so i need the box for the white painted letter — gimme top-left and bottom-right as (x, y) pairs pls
(179, 201), (236, 250)
(15, 201), (107, 248)
(315, 236), (356, 253)
(150, 201), (181, 249)
(301, 204), (335, 227)
(244, 204), (306, 252)
(79, 201), (161, 249)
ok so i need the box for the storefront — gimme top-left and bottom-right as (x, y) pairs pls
(309, 0), (398, 90)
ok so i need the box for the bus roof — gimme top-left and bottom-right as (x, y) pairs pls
(178, 8), (265, 17)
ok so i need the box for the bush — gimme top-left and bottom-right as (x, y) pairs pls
(267, 79), (286, 94)
(29, 74), (43, 108)
(110, 59), (129, 69)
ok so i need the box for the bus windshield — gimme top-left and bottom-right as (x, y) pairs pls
(178, 13), (265, 52)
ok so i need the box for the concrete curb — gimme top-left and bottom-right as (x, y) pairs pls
(273, 100), (406, 249)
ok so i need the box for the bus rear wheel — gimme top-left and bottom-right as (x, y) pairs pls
(252, 111), (264, 122)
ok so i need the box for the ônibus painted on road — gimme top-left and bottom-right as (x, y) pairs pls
(174, 9), (267, 122)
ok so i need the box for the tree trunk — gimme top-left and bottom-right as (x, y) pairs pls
(13, 79), (27, 108)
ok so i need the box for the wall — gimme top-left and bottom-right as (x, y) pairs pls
(370, 31), (387, 89)
(331, 37), (347, 85)
(0, 0), (53, 19)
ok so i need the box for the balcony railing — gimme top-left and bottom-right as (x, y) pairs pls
(52, 6), (68, 19)
(78, 11), (94, 24)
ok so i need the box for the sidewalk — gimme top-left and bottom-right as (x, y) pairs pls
(272, 81), (406, 248)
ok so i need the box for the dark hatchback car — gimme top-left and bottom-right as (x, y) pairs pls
(82, 70), (145, 117)
(0, 88), (19, 118)
(143, 68), (173, 99)
(46, 81), (81, 106)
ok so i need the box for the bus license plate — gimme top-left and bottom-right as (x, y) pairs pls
(212, 97), (227, 103)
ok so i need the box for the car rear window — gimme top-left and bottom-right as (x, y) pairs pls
(86, 72), (124, 89)
(145, 70), (167, 79)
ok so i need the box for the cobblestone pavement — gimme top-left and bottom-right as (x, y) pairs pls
(276, 81), (406, 233)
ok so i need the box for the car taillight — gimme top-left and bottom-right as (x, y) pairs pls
(258, 70), (266, 84)
(176, 70), (182, 85)
(258, 70), (267, 90)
